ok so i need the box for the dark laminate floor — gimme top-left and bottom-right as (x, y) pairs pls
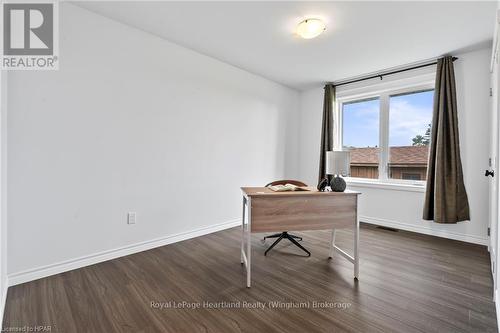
(2, 224), (497, 333)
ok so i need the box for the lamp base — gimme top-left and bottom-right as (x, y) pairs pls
(330, 176), (346, 192)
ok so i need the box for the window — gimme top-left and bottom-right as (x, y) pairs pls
(342, 98), (380, 179)
(389, 90), (433, 180)
(338, 78), (434, 183)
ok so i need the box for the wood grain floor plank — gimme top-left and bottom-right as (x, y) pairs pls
(2, 223), (497, 332)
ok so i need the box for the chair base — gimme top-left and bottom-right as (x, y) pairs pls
(263, 232), (311, 256)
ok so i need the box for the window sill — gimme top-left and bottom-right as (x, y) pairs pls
(345, 178), (426, 193)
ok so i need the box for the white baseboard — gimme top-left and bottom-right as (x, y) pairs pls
(7, 215), (488, 286)
(361, 216), (489, 246)
(8, 219), (241, 286)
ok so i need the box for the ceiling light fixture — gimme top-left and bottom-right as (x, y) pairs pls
(296, 18), (326, 39)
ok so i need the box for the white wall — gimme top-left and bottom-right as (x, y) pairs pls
(6, 4), (299, 282)
(298, 47), (492, 245)
(0, 70), (7, 319)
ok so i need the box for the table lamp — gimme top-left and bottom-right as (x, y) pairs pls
(326, 150), (351, 192)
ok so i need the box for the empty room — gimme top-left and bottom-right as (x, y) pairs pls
(0, 1), (500, 332)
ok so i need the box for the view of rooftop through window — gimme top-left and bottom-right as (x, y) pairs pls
(342, 90), (434, 180)
(343, 98), (380, 179)
(389, 90), (433, 180)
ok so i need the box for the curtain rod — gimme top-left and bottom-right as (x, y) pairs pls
(330, 56), (458, 88)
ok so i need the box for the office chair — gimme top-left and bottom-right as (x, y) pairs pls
(263, 180), (311, 257)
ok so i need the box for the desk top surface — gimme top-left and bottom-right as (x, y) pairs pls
(241, 186), (361, 197)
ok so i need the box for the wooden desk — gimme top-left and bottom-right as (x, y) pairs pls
(240, 187), (361, 288)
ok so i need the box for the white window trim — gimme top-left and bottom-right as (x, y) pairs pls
(336, 72), (435, 187)
(345, 177), (426, 193)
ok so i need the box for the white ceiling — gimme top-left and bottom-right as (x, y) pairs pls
(74, 1), (496, 90)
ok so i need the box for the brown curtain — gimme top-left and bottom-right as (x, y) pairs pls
(318, 84), (335, 183)
(423, 56), (470, 223)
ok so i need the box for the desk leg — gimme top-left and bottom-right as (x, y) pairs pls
(328, 229), (336, 259)
(354, 213), (359, 280)
(241, 196), (246, 264)
(246, 197), (252, 288)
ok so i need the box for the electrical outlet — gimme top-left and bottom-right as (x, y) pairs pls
(128, 212), (136, 224)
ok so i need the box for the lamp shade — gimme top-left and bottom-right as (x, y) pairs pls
(326, 150), (351, 176)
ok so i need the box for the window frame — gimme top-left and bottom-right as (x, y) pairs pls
(335, 74), (435, 186)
